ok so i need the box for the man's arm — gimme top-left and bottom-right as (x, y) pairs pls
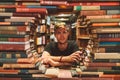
(42, 51), (82, 64)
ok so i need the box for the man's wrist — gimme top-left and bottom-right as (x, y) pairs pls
(59, 56), (63, 62)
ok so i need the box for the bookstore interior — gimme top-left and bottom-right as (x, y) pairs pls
(0, 0), (120, 80)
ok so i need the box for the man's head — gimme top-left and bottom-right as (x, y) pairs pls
(54, 23), (69, 44)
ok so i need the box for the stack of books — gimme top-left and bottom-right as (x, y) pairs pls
(0, 0), (49, 80)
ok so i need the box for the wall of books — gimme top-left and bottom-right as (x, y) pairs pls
(74, 0), (120, 79)
(0, 0), (120, 80)
(0, 0), (49, 79)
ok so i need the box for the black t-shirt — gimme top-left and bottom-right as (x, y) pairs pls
(44, 40), (79, 56)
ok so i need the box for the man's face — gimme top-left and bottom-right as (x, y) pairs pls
(55, 28), (69, 44)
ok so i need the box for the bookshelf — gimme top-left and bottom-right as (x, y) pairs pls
(76, 15), (91, 49)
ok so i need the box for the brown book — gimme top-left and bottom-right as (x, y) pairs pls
(92, 22), (119, 27)
(0, 78), (21, 80)
(84, 66), (112, 71)
(0, 30), (26, 35)
(0, 69), (18, 74)
(100, 74), (120, 78)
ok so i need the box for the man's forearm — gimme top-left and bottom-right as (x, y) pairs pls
(51, 56), (72, 62)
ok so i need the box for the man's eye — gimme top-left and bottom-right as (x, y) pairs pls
(57, 32), (61, 34)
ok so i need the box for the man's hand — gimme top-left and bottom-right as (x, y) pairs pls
(66, 51), (82, 62)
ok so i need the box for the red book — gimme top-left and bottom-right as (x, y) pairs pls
(85, 62), (120, 67)
(80, 10), (106, 16)
(40, 1), (68, 5)
(69, 2), (120, 6)
(99, 38), (120, 42)
(16, 8), (47, 14)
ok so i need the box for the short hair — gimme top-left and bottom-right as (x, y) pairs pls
(54, 23), (69, 32)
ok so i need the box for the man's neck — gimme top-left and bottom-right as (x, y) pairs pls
(58, 42), (68, 51)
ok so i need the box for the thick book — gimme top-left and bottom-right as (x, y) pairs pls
(80, 10), (106, 16)
(0, 8), (47, 14)
(0, 51), (27, 58)
(101, 6), (120, 10)
(3, 63), (35, 69)
(99, 47), (120, 53)
(0, 26), (30, 31)
(92, 22), (120, 27)
(91, 28), (120, 33)
(90, 18), (120, 23)
(94, 53), (120, 59)
(0, 30), (26, 35)
(40, 1), (67, 5)
(99, 41), (120, 46)
(0, 36), (29, 42)
(97, 33), (120, 38)
(0, 43), (30, 50)
(0, 22), (28, 26)
(0, 12), (40, 17)
(0, 58), (33, 64)
(85, 62), (120, 67)
(107, 10), (120, 15)
(45, 68), (59, 78)
(69, 2), (120, 6)
(0, 34), (28, 38)
(87, 14), (120, 19)
(98, 38), (120, 42)
(100, 74), (120, 78)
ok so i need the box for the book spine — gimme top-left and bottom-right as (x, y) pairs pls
(86, 62), (120, 67)
(101, 6), (120, 10)
(92, 22), (119, 27)
(99, 47), (120, 53)
(0, 44), (30, 50)
(69, 2), (120, 6)
(92, 28), (120, 33)
(0, 34), (28, 38)
(3, 63), (35, 69)
(90, 18), (120, 23)
(80, 10), (106, 16)
(0, 52), (27, 58)
(16, 8), (47, 14)
(0, 30), (26, 35)
(0, 26), (30, 32)
(99, 38), (120, 42)
(107, 10), (120, 15)
(0, 22), (28, 26)
(87, 14), (120, 19)
(40, 1), (67, 5)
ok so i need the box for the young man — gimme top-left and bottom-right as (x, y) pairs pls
(41, 23), (82, 67)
